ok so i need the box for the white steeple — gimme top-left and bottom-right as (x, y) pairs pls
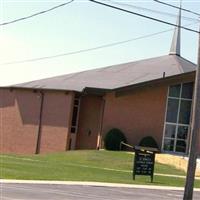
(169, 2), (182, 56)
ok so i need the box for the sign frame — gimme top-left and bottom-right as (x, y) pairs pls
(133, 146), (158, 182)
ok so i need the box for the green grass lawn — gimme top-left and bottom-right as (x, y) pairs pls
(1, 150), (200, 187)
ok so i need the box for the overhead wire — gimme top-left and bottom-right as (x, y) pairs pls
(153, 0), (200, 17)
(88, 0), (199, 34)
(0, 0), (199, 65)
(105, 0), (199, 22)
(0, 22), (197, 66)
(0, 0), (74, 26)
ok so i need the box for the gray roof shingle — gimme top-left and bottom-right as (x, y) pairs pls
(13, 55), (196, 92)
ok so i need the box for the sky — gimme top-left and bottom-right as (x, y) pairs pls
(0, 0), (200, 86)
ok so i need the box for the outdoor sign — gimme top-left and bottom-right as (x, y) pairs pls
(133, 146), (158, 182)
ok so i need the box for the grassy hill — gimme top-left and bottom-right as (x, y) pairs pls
(1, 150), (200, 187)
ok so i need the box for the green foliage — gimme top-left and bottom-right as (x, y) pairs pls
(104, 128), (127, 151)
(139, 136), (159, 149)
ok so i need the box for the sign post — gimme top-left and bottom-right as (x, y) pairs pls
(133, 146), (158, 182)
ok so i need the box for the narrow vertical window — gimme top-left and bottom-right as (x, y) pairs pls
(70, 94), (80, 133)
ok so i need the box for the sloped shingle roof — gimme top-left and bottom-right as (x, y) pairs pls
(13, 55), (196, 92)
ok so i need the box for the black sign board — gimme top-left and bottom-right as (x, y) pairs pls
(133, 146), (158, 182)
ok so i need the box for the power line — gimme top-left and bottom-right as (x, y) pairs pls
(106, 0), (199, 22)
(153, 0), (200, 17)
(0, 22), (197, 66)
(88, 0), (199, 34)
(0, 0), (74, 27)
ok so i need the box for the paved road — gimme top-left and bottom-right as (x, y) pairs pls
(1, 183), (200, 200)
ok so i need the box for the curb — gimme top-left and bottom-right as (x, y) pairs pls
(1, 179), (200, 191)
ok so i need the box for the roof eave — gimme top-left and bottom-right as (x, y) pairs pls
(114, 71), (195, 97)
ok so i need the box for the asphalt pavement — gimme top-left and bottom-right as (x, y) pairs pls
(1, 183), (200, 200)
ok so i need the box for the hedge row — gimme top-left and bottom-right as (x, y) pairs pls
(104, 128), (158, 150)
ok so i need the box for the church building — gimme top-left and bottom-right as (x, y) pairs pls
(0, 8), (199, 155)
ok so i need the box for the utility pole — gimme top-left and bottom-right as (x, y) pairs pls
(183, 24), (200, 200)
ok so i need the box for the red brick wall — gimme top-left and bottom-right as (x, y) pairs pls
(102, 85), (168, 150)
(0, 89), (40, 154)
(0, 89), (73, 154)
(1, 75), (199, 155)
(76, 95), (103, 149)
(102, 76), (200, 155)
(39, 91), (73, 153)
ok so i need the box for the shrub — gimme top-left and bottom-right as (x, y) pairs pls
(139, 136), (159, 149)
(104, 128), (127, 151)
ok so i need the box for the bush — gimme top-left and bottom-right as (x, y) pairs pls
(104, 128), (126, 151)
(139, 136), (159, 149)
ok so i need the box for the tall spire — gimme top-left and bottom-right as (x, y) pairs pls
(169, 2), (182, 56)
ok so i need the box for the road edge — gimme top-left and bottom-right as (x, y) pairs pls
(1, 179), (200, 191)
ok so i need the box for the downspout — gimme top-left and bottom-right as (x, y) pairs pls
(35, 91), (44, 154)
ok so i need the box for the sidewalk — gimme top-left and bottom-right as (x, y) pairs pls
(1, 179), (200, 191)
